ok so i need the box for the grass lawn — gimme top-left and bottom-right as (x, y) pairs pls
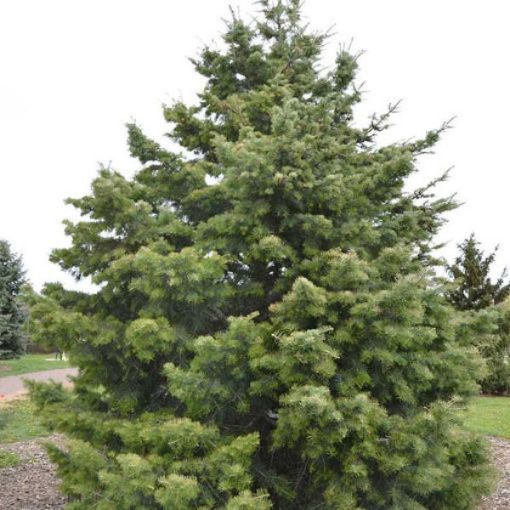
(0, 353), (70, 378)
(463, 396), (510, 439)
(0, 399), (49, 444)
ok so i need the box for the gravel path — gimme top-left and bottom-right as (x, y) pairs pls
(0, 369), (77, 401)
(0, 436), (66, 509)
(0, 434), (509, 509)
(479, 436), (510, 510)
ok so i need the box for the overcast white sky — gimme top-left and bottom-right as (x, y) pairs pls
(0, 0), (508, 291)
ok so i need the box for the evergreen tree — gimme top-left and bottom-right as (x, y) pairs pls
(447, 234), (510, 394)
(446, 234), (510, 310)
(30, 2), (492, 508)
(473, 303), (510, 394)
(0, 240), (26, 359)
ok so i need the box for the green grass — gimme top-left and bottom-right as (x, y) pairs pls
(463, 396), (510, 439)
(0, 399), (49, 444)
(0, 353), (70, 378)
(0, 451), (20, 468)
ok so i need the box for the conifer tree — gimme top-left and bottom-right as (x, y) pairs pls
(447, 234), (510, 394)
(473, 303), (510, 394)
(0, 240), (26, 359)
(446, 234), (510, 310)
(30, 2), (492, 508)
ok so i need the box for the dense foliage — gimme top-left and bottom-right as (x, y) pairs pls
(0, 240), (26, 359)
(446, 234), (510, 310)
(30, 2), (492, 508)
(447, 234), (510, 394)
(480, 303), (510, 394)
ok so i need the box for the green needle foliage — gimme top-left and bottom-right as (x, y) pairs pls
(446, 234), (510, 311)
(0, 240), (26, 359)
(447, 234), (510, 394)
(29, 1), (491, 508)
(479, 302), (510, 394)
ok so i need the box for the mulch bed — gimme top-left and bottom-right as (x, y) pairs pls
(0, 435), (509, 509)
(479, 436), (510, 510)
(0, 436), (66, 509)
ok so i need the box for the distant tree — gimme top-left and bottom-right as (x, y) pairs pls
(446, 234), (510, 310)
(0, 240), (26, 358)
(447, 234), (510, 394)
(481, 302), (510, 394)
(23, 282), (83, 357)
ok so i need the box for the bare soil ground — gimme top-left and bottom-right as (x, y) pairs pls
(0, 435), (509, 509)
